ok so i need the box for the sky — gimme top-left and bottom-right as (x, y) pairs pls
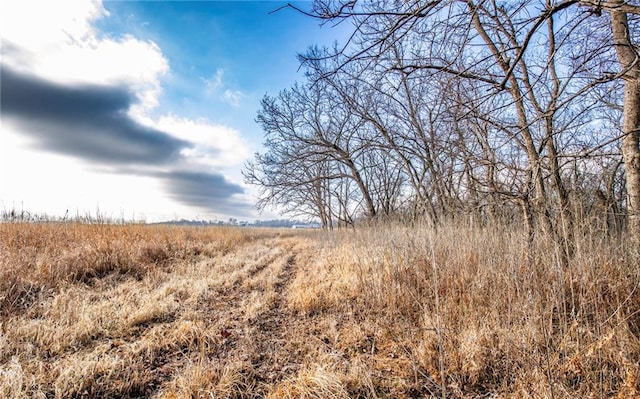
(0, 0), (347, 222)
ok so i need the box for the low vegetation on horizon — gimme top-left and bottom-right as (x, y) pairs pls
(1, 222), (638, 398)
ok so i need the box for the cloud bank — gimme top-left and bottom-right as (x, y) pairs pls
(1, 65), (250, 216)
(0, 0), (253, 218)
(158, 171), (250, 215)
(2, 66), (189, 165)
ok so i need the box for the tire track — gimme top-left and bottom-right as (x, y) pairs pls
(194, 236), (307, 393)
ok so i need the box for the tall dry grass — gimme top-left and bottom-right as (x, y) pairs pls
(0, 223), (263, 317)
(1, 221), (638, 398)
(286, 222), (640, 397)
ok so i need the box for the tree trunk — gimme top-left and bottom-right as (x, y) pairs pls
(468, 1), (554, 242)
(610, 3), (640, 246)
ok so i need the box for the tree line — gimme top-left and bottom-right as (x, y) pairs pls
(244, 0), (639, 256)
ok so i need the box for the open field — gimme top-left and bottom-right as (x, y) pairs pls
(1, 222), (639, 398)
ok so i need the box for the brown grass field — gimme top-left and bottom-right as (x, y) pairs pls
(1, 222), (639, 398)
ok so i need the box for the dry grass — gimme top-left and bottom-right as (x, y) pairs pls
(286, 223), (640, 398)
(1, 222), (638, 398)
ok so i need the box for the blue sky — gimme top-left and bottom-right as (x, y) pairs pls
(0, 0), (348, 222)
(95, 1), (334, 132)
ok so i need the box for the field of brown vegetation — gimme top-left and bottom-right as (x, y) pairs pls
(1, 222), (639, 398)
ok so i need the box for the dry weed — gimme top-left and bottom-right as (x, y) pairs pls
(1, 222), (638, 397)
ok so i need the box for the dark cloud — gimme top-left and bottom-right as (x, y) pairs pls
(1, 65), (191, 165)
(1, 64), (250, 216)
(156, 170), (251, 216)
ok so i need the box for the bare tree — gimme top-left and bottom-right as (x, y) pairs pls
(283, 0), (639, 249)
(245, 81), (383, 225)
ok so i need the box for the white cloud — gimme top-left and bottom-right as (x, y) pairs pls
(133, 113), (251, 169)
(223, 89), (245, 107)
(201, 68), (246, 106)
(0, 0), (254, 221)
(1, 0), (168, 111)
(203, 68), (225, 94)
(1, 0), (106, 50)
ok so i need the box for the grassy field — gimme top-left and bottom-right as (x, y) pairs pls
(1, 222), (638, 398)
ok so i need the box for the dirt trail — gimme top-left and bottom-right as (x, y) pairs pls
(192, 236), (307, 392)
(129, 233), (314, 397)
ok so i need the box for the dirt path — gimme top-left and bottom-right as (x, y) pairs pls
(130, 234), (314, 397)
(191, 236), (307, 394)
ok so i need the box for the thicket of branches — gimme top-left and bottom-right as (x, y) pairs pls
(244, 0), (639, 256)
